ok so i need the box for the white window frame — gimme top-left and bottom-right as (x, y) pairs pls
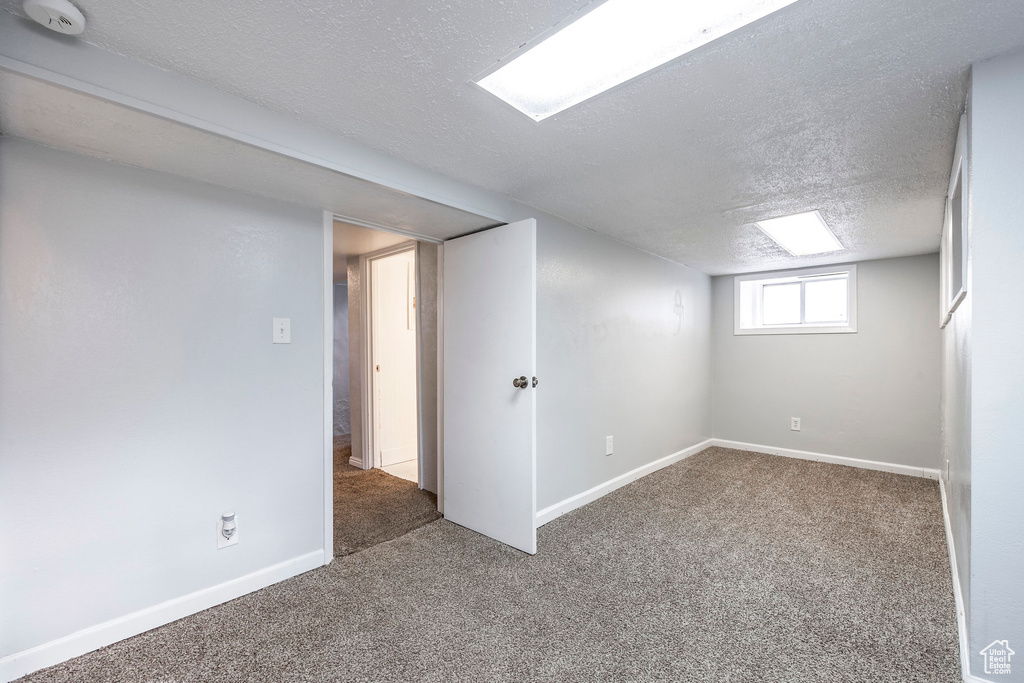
(733, 264), (858, 335)
(940, 113), (968, 328)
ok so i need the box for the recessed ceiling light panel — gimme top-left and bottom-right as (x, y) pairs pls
(755, 210), (844, 256)
(476, 0), (799, 121)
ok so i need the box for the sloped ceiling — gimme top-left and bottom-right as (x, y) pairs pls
(2, 0), (1024, 273)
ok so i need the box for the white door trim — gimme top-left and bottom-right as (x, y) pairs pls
(321, 211), (334, 564)
(333, 213), (444, 245)
(413, 242), (426, 487)
(436, 244), (445, 513)
(360, 241), (418, 471)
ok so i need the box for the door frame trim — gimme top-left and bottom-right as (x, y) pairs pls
(436, 243), (445, 513)
(321, 211), (335, 564)
(360, 241), (419, 472)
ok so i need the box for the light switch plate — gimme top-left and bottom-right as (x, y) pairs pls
(273, 318), (291, 344)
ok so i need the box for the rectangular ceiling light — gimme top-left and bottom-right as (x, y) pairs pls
(476, 0), (799, 121)
(755, 210), (844, 256)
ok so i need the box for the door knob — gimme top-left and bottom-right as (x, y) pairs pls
(512, 375), (528, 389)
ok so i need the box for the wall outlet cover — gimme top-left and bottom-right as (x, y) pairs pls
(605, 435), (614, 456)
(790, 417), (801, 431)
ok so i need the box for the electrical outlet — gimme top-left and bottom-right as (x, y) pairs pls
(217, 513), (239, 549)
(272, 318), (291, 344)
(605, 436), (614, 456)
(790, 417), (801, 431)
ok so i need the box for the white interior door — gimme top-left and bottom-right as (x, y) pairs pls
(443, 218), (537, 554)
(372, 249), (418, 468)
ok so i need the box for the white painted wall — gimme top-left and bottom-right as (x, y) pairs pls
(333, 283), (350, 436)
(536, 222), (712, 511)
(712, 255), (941, 470)
(964, 50), (1024, 679)
(0, 138), (325, 659)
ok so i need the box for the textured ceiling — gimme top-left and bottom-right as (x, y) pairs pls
(333, 220), (411, 282)
(0, 71), (493, 238)
(2, 0), (1024, 274)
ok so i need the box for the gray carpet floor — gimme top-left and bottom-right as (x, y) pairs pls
(19, 447), (959, 682)
(332, 435), (441, 557)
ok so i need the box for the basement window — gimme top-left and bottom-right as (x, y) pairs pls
(734, 265), (857, 335)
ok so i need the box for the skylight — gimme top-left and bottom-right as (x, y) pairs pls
(475, 0), (800, 121)
(755, 211), (843, 256)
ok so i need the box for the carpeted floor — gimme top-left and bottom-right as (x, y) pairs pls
(332, 435), (441, 557)
(19, 447), (959, 682)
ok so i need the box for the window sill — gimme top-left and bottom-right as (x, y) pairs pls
(734, 324), (857, 336)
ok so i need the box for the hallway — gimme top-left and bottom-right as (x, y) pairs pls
(332, 436), (440, 557)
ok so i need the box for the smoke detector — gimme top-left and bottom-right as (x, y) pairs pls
(24, 0), (85, 35)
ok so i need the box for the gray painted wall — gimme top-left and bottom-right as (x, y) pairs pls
(712, 255), (941, 470)
(942, 90), (973, 646)
(536, 222), (712, 511)
(941, 255), (973, 634)
(0, 138), (325, 657)
(416, 242), (439, 494)
(333, 283), (350, 436)
(966, 51), (1024, 679)
(347, 255), (363, 464)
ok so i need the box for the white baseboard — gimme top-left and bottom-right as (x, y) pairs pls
(535, 438), (714, 527)
(535, 437), (939, 529)
(711, 439), (941, 480)
(939, 477), (991, 683)
(348, 455), (364, 469)
(0, 549), (325, 683)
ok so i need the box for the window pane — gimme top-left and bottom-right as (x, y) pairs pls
(762, 282), (801, 325)
(804, 277), (848, 323)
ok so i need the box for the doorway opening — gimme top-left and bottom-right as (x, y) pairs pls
(331, 219), (441, 556)
(328, 215), (539, 558)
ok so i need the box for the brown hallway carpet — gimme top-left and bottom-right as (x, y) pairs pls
(333, 435), (441, 556)
(18, 447), (959, 683)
